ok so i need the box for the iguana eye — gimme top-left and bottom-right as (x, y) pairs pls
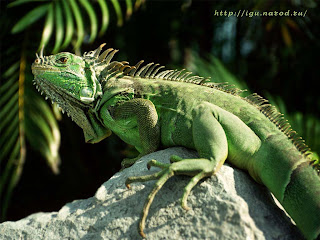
(58, 57), (68, 63)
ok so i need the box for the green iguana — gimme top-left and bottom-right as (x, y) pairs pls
(31, 44), (320, 239)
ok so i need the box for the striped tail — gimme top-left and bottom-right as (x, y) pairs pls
(281, 162), (320, 240)
(252, 135), (320, 240)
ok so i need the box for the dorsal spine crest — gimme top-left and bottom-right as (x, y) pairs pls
(86, 44), (319, 172)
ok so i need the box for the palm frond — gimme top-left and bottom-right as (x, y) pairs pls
(9, 0), (145, 53)
(25, 83), (61, 174)
(67, 0), (84, 49)
(110, 0), (123, 27)
(10, 3), (49, 34)
(97, 0), (110, 37)
(0, 49), (61, 220)
(125, 0), (133, 19)
(52, 1), (64, 54)
(78, 0), (98, 43)
(39, 3), (54, 51)
(60, 0), (74, 50)
(0, 52), (27, 220)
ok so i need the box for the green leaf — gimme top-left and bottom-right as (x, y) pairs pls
(60, 0), (74, 50)
(25, 101), (61, 173)
(110, 0), (123, 27)
(11, 4), (49, 34)
(2, 62), (20, 78)
(0, 126), (19, 161)
(25, 90), (61, 173)
(1, 138), (24, 220)
(0, 139), (19, 191)
(0, 81), (18, 107)
(39, 3), (54, 51)
(67, 0), (84, 49)
(0, 138), (20, 220)
(0, 116), (19, 148)
(134, 0), (144, 10)
(8, 0), (45, 8)
(125, 0), (133, 19)
(52, 1), (64, 54)
(78, 0), (97, 43)
(0, 72), (19, 95)
(97, 0), (109, 36)
(0, 93), (19, 130)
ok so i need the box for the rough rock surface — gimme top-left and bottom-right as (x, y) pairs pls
(0, 147), (302, 240)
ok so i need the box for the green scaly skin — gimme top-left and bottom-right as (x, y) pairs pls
(31, 44), (320, 239)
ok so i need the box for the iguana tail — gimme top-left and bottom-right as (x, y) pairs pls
(281, 161), (320, 240)
(253, 135), (320, 240)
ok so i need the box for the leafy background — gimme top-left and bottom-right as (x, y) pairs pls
(0, 0), (319, 222)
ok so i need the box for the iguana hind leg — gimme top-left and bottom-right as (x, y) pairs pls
(126, 102), (261, 237)
(126, 102), (229, 237)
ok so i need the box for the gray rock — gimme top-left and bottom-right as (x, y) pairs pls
(0, 147), (302, 240)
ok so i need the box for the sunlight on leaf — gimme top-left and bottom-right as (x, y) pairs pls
(25, 103), (61, 174)
(97, 0), (109, 36)
(78, 0), (98, 43)
(39, 3), (54, 51)
(52, 1), (64, 54)
(134, 0), (144, 10)
(110, 0), (123, 27)
(10, 0), (143, 52)
(68, 0), (84, 49)
(125, 0), (133, 19)
(60, 0), (74, 50)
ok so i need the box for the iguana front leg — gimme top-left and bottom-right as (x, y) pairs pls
(111, 98), (160, 167)
(126, 102), (261, 238)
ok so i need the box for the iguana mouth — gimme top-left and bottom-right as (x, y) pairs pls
(31, 65), (61, 76)
(33, 76), (90, 117)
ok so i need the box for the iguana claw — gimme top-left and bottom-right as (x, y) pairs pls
(126, 158), (212, 238)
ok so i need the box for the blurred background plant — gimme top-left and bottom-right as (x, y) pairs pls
(0, 0), (319, 222)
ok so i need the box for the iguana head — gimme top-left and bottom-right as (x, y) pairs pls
(31, 48), (102, 107)
(31, 46), (110, 143)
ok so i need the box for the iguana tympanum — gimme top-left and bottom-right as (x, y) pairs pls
(31, 44), (320, 239)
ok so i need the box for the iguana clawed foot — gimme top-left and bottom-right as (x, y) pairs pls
(125, 156), (214, 238)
